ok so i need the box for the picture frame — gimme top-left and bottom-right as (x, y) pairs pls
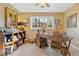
(5, 7), (18, 28)
(66, 13), (77, 28)
(54, 19), (62, 29)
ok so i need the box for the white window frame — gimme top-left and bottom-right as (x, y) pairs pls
(30, 16), (54, 29)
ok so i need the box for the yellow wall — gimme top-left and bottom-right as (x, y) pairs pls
(18, 13), (65, 41)
(0, 3), (65, 41)
(0, 3), (79, 47)
(64, 4), (79, 48)
(65, 4), (79, 17)
(18, 13), (64, 32)
(64, 4), (79, 30)
(0, 3), (18, 27)
(0, 3), (65, 32)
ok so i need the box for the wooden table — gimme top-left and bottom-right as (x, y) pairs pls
(39, 32), (69, 44)
(37, 32), (72, 55)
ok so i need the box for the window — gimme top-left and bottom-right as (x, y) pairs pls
(30, 16), (54, 29)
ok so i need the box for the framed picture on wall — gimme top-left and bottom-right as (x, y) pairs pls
(5, 7), (18, 28)
(66, 13), (77, 28)
(54, 19), (62, 29)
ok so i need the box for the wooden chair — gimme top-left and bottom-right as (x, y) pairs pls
(35, 34), (48, 48)
(61, 37), (73, 56)
(51, 40), (62, 49)
(51, 32), (63, 55)
(51, 32), (72, 56)
(35, 34), (41, 48)
(51, 32), (62, 48)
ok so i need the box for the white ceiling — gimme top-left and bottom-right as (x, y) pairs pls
(10, 3), (75, 12)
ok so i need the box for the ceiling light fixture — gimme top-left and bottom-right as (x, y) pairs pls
(35, 0), (50, 8)
(35, 3), (50, 8)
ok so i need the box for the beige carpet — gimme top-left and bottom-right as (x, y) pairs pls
(9, 43), (62, 56)
(9, 43), (79, 56)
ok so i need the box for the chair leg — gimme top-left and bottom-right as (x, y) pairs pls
(60, 48), (63, 55)
(64, 50), (71, 56)
(61, 48), (68, 56)
(60, 48), (66, 56)
(68, 50), (71, 56)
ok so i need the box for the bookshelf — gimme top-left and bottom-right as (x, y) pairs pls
(1, 31), (26, 55)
